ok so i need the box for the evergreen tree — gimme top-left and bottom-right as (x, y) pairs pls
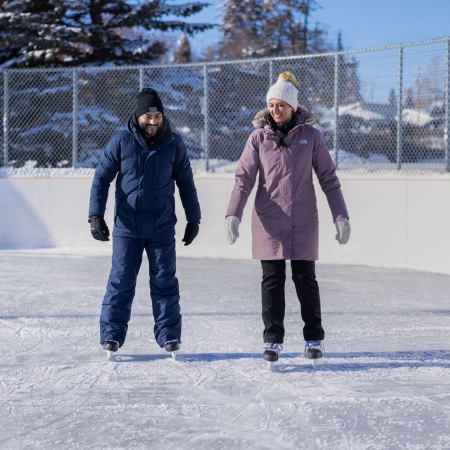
(173, 33), (192, 63)
(218, 0), (329, 59)
(404, 89), (415, 109)
(0, 0), (213, 67)
(217, 0), (265, 59)
(388, 88), (397, 106)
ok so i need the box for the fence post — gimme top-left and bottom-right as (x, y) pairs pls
(396, 45), (404, 170)
(203, 64), (210, 172)
(333, 53), (340, 168)
(446, 38), (450, 172)
(3, 70), (9, 167)
(139, 68), (144, 91)
(72, 69), (78, 168)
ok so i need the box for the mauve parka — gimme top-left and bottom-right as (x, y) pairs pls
(226, 107), (348, 261)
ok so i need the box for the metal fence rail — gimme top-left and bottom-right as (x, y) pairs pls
(1, 37), (449, 175)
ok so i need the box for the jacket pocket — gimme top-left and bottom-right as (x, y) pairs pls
(154, 194), (176, 230)
(156, 155), (175, 187)
(115, 192), (138, 231)
(308, 183), (318, 213)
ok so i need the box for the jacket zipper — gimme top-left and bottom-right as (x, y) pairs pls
(138, 154), (141, 178)
(156, 155), (159, 180)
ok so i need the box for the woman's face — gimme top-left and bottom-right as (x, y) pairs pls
(268, 100), (294, 124)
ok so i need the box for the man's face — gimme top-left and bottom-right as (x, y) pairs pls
(138, 112), (163, 138)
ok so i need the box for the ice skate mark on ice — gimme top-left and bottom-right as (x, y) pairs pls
(0, 319), (21, 334)
(114, 365), (133, 399)
(233, 382), (281, 426)
(5, 333), (44, 357)
(1, 369), (105, 445)
(193, 369), (218, 388)
(150, 360), (159, 402)
(0, 399), (12, 420)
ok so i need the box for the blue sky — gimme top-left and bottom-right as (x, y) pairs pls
(183, 0), (450, 55)
(172, 0), (450, 104)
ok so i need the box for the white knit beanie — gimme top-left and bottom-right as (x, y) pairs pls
(266, 73), (298, 110)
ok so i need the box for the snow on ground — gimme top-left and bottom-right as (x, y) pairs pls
(0, 252), (450, 449)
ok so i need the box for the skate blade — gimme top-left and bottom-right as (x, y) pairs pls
(311, 359), (317, 369)
(268, 361), (274, 371)
(106, 350), (114, 361)
(171, 351), (177, 361)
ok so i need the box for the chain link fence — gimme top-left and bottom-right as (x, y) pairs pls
(1, 37), (449, 176)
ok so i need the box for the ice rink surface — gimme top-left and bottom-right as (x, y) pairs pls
(0, 251), (449, 449)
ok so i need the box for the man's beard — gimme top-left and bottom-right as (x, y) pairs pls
(141, 122), (161, 138)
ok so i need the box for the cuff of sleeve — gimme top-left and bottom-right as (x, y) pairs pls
(335, 214), (348, 222)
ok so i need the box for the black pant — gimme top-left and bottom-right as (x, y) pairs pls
(261, 260), (325, 343)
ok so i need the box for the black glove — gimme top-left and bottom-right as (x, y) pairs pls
(88, 215), (110, 242)
(182, 221), (200, 246)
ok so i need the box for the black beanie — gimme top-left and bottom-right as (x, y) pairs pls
(135, 88), (164, 117)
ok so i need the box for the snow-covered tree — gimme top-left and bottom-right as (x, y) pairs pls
(0, 0), (213, 67)
(173, 32), (192, 63)
(217, 0), (329, 59)
(216, 0), (264, 59)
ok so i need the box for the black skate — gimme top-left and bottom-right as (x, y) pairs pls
(164, 340), (180, 360)
(103, 340), (119, 360)
(304, 340), (324, 369)
(263, 343), (283, 370)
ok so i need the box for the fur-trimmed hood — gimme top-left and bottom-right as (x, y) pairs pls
(252, 106), (316, 129)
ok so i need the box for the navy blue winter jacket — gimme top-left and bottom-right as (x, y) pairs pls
(89, 118), (201, 238)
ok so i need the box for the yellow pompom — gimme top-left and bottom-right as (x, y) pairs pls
(278, 71), (298, 88)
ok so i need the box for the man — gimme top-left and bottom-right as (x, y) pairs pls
(88, 88), (201, 357)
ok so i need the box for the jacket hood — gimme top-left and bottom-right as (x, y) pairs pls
(127, 116), (145, 144)
(252, 106), (316, 129)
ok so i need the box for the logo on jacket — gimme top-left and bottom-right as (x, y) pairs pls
(298, 139), (308, 144)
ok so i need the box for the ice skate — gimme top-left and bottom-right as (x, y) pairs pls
(102, 340), (119, 360)
(263, 343), (283, 370)
(164, 340), (180, 360)
(304, 340), (324, 369)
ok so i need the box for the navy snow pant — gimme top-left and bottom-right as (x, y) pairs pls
(100, 235), (181, 348)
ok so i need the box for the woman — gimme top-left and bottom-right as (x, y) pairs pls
(225, 71), (350, 365)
